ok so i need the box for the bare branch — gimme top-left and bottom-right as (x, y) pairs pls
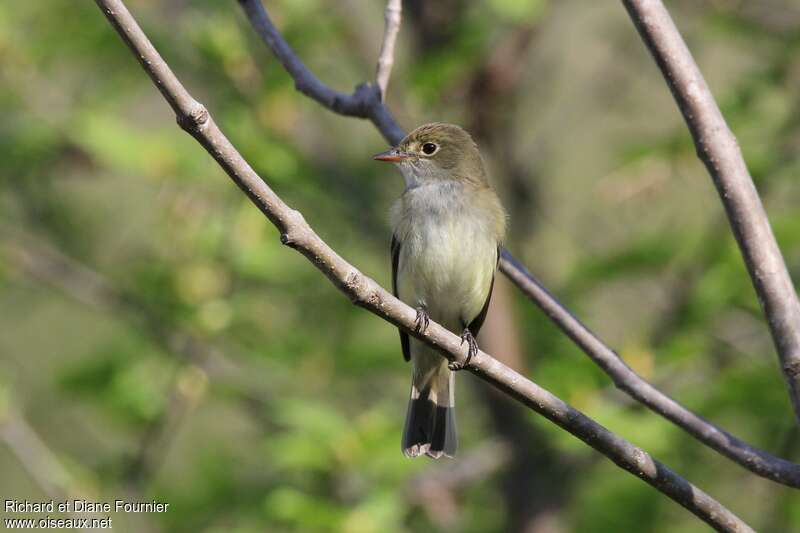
(93, 1), (754, 529)
(0, 407), (125, 532)
(236, 0), (404, 145)
(622, 0), (800, 423)
(376, 0), (402, 99)
(499, 251), (800, 488)
(0, 411), (75, 501)
(236, 0), (800, 488)
(2, 237), (253, 486)
(0, 403), (124, 530)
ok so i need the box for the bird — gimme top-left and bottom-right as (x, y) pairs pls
(374, 123), (507, 459)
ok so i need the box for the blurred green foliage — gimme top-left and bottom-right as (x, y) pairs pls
(1, 1), (799, 532)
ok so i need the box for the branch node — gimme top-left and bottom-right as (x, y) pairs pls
(342, 270), (383, 309)
(344, 270), (359, 285)
(279, 209), (310, 248)
(366, 290), (383, 308)
(177, 102), (209, 134)
(344, 270), (363, 299)
(279, 232), (293, 246)
(346, 270), (361, 289)
(785, 360), (800, 380)
(354, 81), (373, 99)
(339, 82), (377, 118)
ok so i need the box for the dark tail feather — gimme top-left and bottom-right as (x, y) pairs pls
(402, 386), (457, 459)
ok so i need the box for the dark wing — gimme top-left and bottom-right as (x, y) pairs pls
(466, 246), (500, 337)
(392, 234), (411, 362)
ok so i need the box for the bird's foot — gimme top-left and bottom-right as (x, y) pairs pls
(414, 306), (430, 333)
(450, 329), (478, 371)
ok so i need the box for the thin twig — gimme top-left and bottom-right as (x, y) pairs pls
(237, 0), (404, 144)
(93, 1), (754, 529)
(236, 0), (800, 488)
(0, 409), (107, 532)
(622, 0), (800, 424)
(376, 0), (402, 99)
(236, 0), (404, 144)
(2, 237), (249, 486)
(0, 412), (74, 500)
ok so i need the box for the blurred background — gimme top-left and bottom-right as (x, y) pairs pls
(1, 0), (800, 531)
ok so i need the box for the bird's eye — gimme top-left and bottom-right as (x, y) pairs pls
(421, 142), (437, 155)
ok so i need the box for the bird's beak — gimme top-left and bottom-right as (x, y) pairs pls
(373, 148), (411, 162)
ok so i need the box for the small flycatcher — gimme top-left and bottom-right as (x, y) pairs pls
(374, 123), (507, 458)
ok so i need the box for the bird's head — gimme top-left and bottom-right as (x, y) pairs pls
(374, 123), (487, 188)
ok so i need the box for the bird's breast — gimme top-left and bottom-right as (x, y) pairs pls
(393, 183), (498, 327)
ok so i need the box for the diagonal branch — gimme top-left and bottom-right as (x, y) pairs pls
(2, 236), (260, 486)
(0, 410), (75, 501)
(499, 251), (800, 488)
(0, 407), (113, 530)
(375, 0), (402, 99)
(95, 0), (753, 529)
(622, 0), (800, 424)
(236, 0), (800, 488)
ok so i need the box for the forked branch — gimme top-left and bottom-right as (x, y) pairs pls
(95, 0), (753, 529)
(237, 0), (800, 488)
(237, 0), (404, 144)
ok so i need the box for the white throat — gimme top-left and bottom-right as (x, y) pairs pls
(398, 162), (419, 189)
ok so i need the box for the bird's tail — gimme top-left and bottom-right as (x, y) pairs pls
(402, 358), (457, 459)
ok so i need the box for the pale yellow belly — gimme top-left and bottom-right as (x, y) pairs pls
(396, 217), (497, 331)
